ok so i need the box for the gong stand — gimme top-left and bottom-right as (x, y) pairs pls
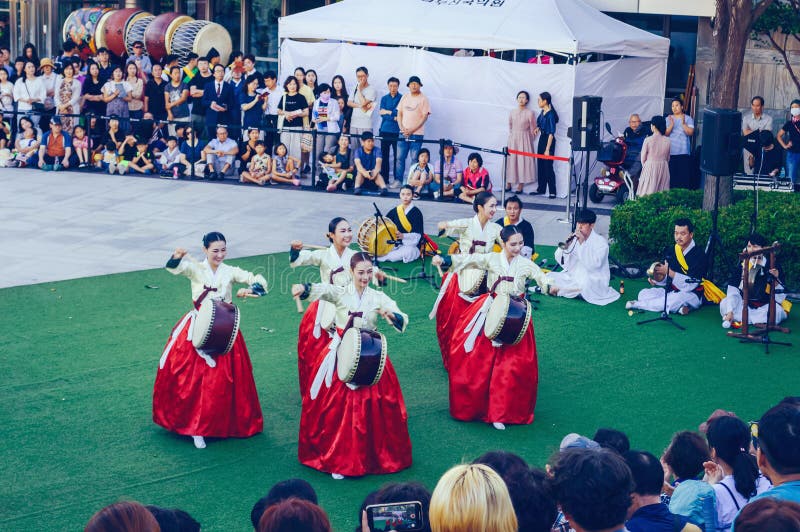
(728, 242), (791, 353)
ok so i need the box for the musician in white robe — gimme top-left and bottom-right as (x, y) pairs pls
(626, 218), (707, 314)
(546, 209), (620, 306)
(720, 233), (788, 327)
(379, 185), (424, 263)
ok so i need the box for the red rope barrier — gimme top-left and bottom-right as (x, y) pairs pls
(507, 147), (569, 162)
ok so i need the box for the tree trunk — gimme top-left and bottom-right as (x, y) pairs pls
(702, 0), (775, 211)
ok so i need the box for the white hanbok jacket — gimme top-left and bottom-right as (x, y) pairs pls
(547, 230), (620, 305)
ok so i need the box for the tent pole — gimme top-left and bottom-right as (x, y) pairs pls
(501, 147), (508, 207)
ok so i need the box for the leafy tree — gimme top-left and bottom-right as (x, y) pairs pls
(753, 0), (800, 95)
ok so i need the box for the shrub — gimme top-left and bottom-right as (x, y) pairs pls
(609, 189), (800, 288)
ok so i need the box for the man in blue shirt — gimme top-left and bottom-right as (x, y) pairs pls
(379, 76), (402, 188)
(751, 400), (800, 505)
(353, 131), (388, 196)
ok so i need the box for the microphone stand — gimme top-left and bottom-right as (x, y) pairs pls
(637, 250), (686, 330)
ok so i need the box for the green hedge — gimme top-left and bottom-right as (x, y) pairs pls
(609, 189), (800, 288)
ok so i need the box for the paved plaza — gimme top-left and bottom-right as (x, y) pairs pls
(1, 171), (609, 288)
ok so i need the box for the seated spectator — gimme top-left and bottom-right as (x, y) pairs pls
(548, 448), (633, 532)
(100, 142), (118, 174)
(250, 478), (318, 530)
(429, 463), (517, 532)
(662, 430), (716, 530)
(241, 141), (271, 185)
(749, 401), (800, 504)
(129, 138), (155, 175)
(202, 125), (239, 180)
(0, 118), (10, 150)
(269, 142), (300, 186)
(748, 130), (783, 177)
(258, 497), (331, 532)
(178, 125), (205, 176)
(320, 134), (353, 192)
(406, 147), (433, 198)
(594, 428), (631, 455)
(85, 501), (159, 532)
(473, 450), (529, 478)
(71, 124), (91, 168)
(116, 134), (138, 175)
(704, 415), (771, 531)
(353, 131), (388, 196)
(354, 489), (383, 532)
(623, 450), (701, 532)
(102, 116), (124, 151)
(13, 125), (39, 167)
(432, 140), (462, 199)
(37, 117), (72, 171)
(239, 127), (261, 170)
(460, 152), (491, 203)
(145, 505), (201, 532)
(159, 135), (184, 178)
(733, 497), (800, 532)
(359, 482), (432, 532)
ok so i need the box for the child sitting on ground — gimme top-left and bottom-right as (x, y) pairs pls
(100, 142), (118, 174)
(72, 125), (91, 168)
(129, 138), (155, 175)
(116, 135), (138, 175)
(240, 141), (271, 185)
(13, 127), (39, 167)
(270, 143), (301, 186)
(320, 134), (353, 192)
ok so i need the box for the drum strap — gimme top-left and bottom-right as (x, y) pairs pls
(490, 276), (515, 294)
(193, 285), (218, 310)
(469, 240), (486, 253)
(329, 266), (344, 284)
(310, 312), (363, 400)
(158, 310), (196, 369)
(429, 272), (455, 319)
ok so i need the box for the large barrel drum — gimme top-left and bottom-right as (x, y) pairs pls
(62, 7), (113, 57)
(125, 15), (154, 56)
(170, 20), (233, 66)
(144, 12), (193, 62)
(103, 8), (153, 57)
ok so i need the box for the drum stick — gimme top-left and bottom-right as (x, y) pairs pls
(383, 273), (407, 284)
(435, 264), (444, 277)
(303, 244), (328, 250)
(294, 295), (304, 313)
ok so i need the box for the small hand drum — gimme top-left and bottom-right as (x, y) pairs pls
(458, 268), (487, 296)
(192, 298), (240, 357)
(483, 294), (532, 346)
(337, 328), (387, 386)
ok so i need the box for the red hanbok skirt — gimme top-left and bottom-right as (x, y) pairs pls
(153, 312), (263, 438)
(447, 294), (539, 425)
(298, 330), (412, 476)
(297, 300), (334, 397)
(435, 272), (474, 371)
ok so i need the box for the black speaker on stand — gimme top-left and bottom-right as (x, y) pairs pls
(569, 95), (602, 223)
(700, 107), (742, 283)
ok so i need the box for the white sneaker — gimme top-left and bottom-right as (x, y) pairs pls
(433, 191), (440, 199)
(192, 435), (206, 449)
(492, 422), (506, 430)
(722, 320), (731, 329)
(331, 473), (344, 480)
(388, 179), (401, 189)
(625, 300), (637, 310)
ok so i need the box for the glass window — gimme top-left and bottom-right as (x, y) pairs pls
(185, 0), (210, 19)
(248, 0), (280, 62)
(286, 0), (326, 16)
(214, 0), (241, 52)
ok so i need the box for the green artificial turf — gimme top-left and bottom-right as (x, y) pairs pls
(1, 246), (797, 531)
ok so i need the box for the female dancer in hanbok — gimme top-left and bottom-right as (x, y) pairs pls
(431, 192), (502, 371)
(153, 232), (267, 449)
(290, 217), (356, 396)
(433, 226), (547, 430)
(291, 252), (412, 479)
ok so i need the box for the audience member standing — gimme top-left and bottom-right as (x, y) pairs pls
(379, 76), (402, 186)
(38, 58), (57, 123)
(54, 63), (81, 133)
(637, 115), (671, 197)
(102, 66), (132, 132)
(81, 62), (106, 119)
(164, 65), (190, 136)
(294, 67), (315, 173)
(125, 40), (152, 75)
(125, 62), (145, 121)
(777, 99), (800, 192)
(188, 57), (213, 138)
(332, 74), (351, 133)
(278, 75), (308, 161)
(263, 71), (283, 156)
(13, 60), (44, 127)
(396, 75), (430, 186)
(348, 66), (377, 153)
(0, 67), (13, 121)
(203, 64), (235, 137)
(144, 63), (167, 123)
(533, 91), (559, 198)
(94, 47), (114, 83)
(666, 97), (695, 189)
(507, 90), (537, 193)
(240, 76), (266, 139)
(312, 83), (340, 155)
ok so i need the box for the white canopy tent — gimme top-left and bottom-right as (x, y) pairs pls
(278, 0), (669, 197)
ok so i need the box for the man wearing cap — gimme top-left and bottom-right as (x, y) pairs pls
(202, 125), (238, 180)
(546, 209), (620, 305)
(39, 58), (57, 121)
(379, 76), (402, 188)
(37, 117), (72, 171)
(125, 40), (152, 75)
(396, 75), (430, 186)
(353, 131), (388, 196)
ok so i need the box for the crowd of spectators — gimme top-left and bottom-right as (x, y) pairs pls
(83, 397), (800, 532)
(0, 41), (492, 200)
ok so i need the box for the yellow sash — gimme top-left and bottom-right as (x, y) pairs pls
(395, 205), (412, 232)
(675, 244), (725, 303)
(766, 280), (793, 313)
